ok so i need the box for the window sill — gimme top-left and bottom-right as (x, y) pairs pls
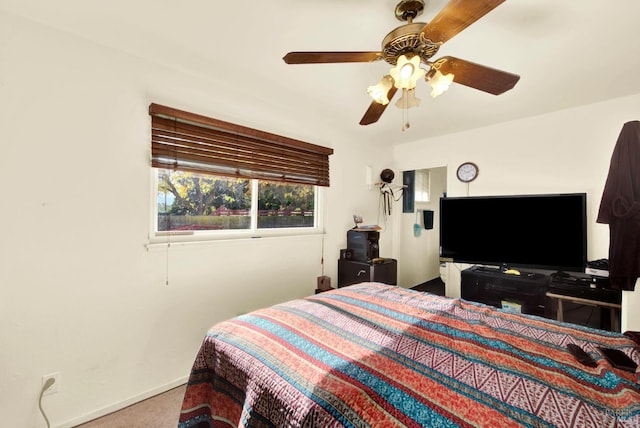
(145, 229), (324, 251)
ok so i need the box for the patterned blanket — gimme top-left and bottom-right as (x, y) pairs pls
(179, 283), (640, 427)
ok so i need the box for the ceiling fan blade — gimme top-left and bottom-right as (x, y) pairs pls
(434, 56), (519, 95)
(359, 87), (398, 126)
(283, 52), (383, 64)
(421, 0), (506, 44)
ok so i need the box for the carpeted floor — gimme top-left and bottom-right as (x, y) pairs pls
(74, 385), (185, 428)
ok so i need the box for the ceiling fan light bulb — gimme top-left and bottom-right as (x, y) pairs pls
(400, 63), (414, 79)
(367, 75), (393, 105)
(390, 55), (425, 90)
(428, 70), (454, 98)
(367, 86), (389, 105)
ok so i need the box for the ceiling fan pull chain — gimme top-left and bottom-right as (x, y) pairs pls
(400, 88), (406, 131)
(402, 88), (410, 131)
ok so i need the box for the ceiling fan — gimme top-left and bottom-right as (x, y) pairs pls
(283, 0), (520, 126)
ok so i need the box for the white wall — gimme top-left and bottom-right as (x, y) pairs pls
(0, 12), (393, 427)
(392, 93), (640, 331)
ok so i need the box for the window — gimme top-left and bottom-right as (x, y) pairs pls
(157, 170), (252, 232)
(256, 180), (315, 229)
(156, 169), (318, 234)
(415, 169), (430, 203)
(149, 104), (332, 241)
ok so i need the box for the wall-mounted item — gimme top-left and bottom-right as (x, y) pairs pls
(402, 170), (415, 213)
(456, 162), (479, 183)
(596, 120), (640, 291)
(413, 210), (421, 237)
(423, 210), (434, 230)
(365, 165), (373, 189)
(380, 168), (395, 183)
(378, 168), (405, 218)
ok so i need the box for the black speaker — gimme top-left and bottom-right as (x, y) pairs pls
(347, 230), (380, 262)
(340, 248), (353, 260)
(423, 210), (434, 230)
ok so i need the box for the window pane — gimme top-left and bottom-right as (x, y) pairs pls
(157, 169), (251, 231)
(257, 181), (315, 229)
(415, 169), (430, 203)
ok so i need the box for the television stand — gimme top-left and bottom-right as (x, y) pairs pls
(472, 265), (525, 276)
(461, 266), (548, 317)
(461, 266), (622, 331)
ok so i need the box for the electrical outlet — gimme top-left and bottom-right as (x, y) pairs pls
(42, 372), (60, 395)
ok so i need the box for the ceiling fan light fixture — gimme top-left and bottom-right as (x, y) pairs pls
(367, 75), (394, 105)
(283, 1), (521, 127)
(395, 88), (421, 109)
(390, 54), (425, 90)
(427, 69), (454, 98)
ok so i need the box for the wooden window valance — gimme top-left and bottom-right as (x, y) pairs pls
(149, 103), (333, 187)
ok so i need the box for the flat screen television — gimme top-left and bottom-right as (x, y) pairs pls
(439, 193), (587, 272)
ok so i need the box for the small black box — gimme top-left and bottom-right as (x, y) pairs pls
(340, 248), (353, 260)
(423, 210), (434, 230)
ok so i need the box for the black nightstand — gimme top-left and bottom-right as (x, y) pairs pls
(338, 259), (397, 287)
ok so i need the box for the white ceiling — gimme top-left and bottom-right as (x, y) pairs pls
(3, 0), (640, 146)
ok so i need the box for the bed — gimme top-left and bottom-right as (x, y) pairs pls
(179, 282), (640, 427)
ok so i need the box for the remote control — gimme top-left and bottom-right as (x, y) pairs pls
(567, 344), (597, 368)
(598, 347), (638, 373)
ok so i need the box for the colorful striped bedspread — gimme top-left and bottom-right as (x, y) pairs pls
(179, 282), (640, 427)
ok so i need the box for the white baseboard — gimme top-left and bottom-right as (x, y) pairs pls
(55, 376), (189, 428)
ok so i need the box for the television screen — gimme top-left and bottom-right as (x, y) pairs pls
(439, 193), (587, 272)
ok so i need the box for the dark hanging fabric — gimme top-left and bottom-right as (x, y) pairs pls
(596, 120), (640, 290)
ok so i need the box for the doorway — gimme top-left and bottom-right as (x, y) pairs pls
(398, 166), (447, 289)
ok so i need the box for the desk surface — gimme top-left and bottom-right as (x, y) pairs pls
(546, 292), (621, 309)
(546, 292), (620, 332)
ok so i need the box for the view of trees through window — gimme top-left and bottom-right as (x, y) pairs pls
(156, 169), (315, 232)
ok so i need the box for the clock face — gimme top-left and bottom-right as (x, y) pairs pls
(457, 162), (479, 183)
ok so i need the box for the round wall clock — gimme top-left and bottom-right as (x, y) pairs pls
(456, 162), (479, 183)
